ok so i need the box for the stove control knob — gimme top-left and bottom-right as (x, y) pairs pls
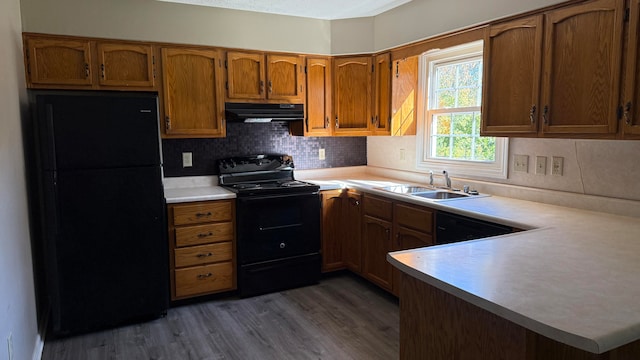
(279, 242), (286, 249)
(230, 160), (236, 168)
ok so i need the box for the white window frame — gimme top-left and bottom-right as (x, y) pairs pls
(416, 40), (508, 179)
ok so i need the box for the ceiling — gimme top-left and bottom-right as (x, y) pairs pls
(157, 0), (413, 20)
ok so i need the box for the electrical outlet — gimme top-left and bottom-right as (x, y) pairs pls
(182, 152), (193, 168)
(513, 154), (529, 173)
(535, 156), (547, 175)
(399, 148), (406, 161)
(7, 332), (13, 360)
(318, 148), (326, 160)
(552, 156), (564, 176)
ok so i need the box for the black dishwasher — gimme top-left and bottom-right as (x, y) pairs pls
(435, 212), (512, 244)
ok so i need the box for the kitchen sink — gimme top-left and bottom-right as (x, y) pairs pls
(375, 185), (436, 194)
(410, 191), (470, 200)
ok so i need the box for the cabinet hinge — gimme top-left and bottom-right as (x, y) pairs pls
(304, 65), (307, 74)
(617, 105), (623, 120)
(152, 55), (155, 65)
(625, 8), (630, 22)
(372, 63), (375, 72)
(224, 59), (228, 69)
(25, 49), (31, 75)
(225, 81), (228, 90)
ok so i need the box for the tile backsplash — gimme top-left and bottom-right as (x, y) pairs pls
(162, 122), (367, 177)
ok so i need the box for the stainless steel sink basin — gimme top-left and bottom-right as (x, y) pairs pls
(375, 185), (436, 194)
(410, 191), (470, 200)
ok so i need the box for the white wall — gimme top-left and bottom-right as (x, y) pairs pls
(19, 0), (332, 54)
(0, 0), (40, 359)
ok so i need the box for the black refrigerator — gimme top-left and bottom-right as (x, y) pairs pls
(30, 91), (169, 336)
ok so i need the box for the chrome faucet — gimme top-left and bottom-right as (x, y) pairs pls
(442, 170), (451, 189)
(429, 171), (434, 186)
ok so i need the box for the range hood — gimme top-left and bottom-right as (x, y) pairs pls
(225, 103), (304, 123)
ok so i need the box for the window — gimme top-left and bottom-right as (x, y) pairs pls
(416, 41), (508, 179)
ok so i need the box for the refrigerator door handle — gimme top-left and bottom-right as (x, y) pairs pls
(43, 103), (57, 170)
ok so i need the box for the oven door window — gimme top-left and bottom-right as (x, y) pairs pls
(236, 193), (320, 264)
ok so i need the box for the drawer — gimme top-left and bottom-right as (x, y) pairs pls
(174, 262), (234, 298)
(394, 203), (433, 234)
(174, 242), (233, 268)
(173, 201), (232, 226)
(364, 194), (393, 221)
(175, 222), (234, 247)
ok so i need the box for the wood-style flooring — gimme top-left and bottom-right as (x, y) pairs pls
(41, 273), (399, 360)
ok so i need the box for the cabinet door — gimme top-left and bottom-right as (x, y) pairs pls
(226, 51), (265, 100)
(622, 0), (640, 137)
(305, 57), (333, 136)
(363, 215), (393, 291)
(333, 56), (373, 136)
(343, 191), (362, 273)
(161, 48), (225, 137)
(373, 53), (392, 135)
(392, 226), (433, 296)
(97, 42), (155, 88)
(321, 190), (345, 272)
(481, 16), (542, 136)
(540, 0), (624, 136)
(391, 56), (418, 136)
(25, 37), (93, 86)
(267, 54), (305, 102)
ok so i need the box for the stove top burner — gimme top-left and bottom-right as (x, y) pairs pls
(217, 155), (319, 196)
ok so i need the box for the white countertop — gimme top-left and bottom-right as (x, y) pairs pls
(163, 172), (640, 354)
(163, 176), (236, 203)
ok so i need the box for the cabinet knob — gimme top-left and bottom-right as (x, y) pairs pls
(197, 232), (213, 238)
(529, 105), (536, 124)
(197, 273), (213, 279)
(624, 102), (632, 125)
(542, 105), (549, 124)
(196, 252), (213, 258)
(195, 212), (212, 217)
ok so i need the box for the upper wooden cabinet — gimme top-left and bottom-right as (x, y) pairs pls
(622, 0), (640, 138)
(23, 34), (157, 90)
(96, 42), (155, 87)
(304, 57), (333, 136)
(540, 0), (624, 136)
(391, 56), (419, 136)
(482, 0), (624, 138)
(225, 51), (305, 103)
(161, 47), (226, 138)
(25, 37), (93, 87)
(373, 53), (392, 135)
(333, 56), (373, 136)
(481, 16), (543, 136)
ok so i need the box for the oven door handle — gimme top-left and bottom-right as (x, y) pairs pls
(259, 223), (303, 231)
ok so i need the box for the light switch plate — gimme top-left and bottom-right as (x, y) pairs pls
(182, 152), (193, 168)
(552, 156), (564, 176)
(535, 156), (547, 175)
(319, 148), (326, 160)
(514, 154), (529, 173)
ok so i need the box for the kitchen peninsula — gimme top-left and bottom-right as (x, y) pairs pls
(386, 195), (640, 359)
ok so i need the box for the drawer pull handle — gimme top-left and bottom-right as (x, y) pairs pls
(198, 232), (213, 238)
(195, 212), (212, 217)
(197, 252), (213, 258)
(197, 273), (213, 279)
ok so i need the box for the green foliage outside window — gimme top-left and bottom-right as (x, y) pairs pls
(430, 59), (495, 162)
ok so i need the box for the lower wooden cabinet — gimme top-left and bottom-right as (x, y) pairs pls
(321, 189), (346, 272)
(319, 190), (436, 295)
(167, 199), (236, 300)
(343, 190), (363, 273)
(363, 214), (394, 291)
